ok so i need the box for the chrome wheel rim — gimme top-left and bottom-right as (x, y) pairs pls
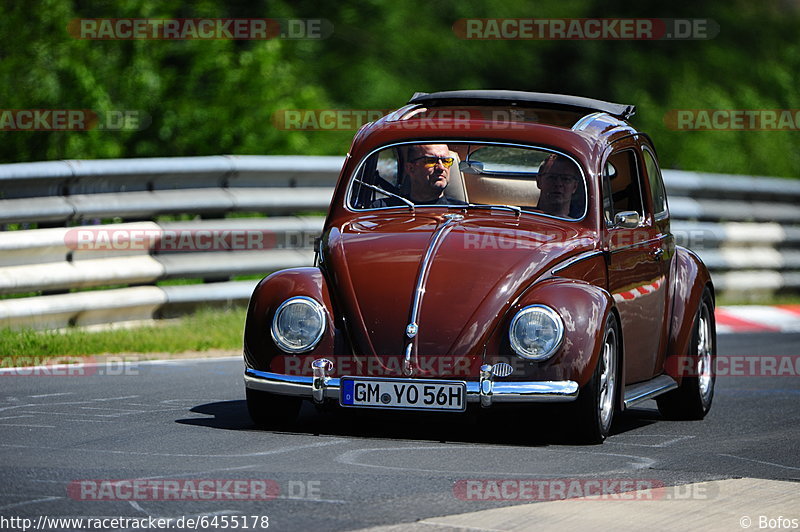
(697, 304), (714, 405)
(599, 327), (617, 431)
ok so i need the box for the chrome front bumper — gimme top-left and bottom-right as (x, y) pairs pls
(244, 363), (579, 407)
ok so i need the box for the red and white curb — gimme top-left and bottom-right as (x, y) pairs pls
(611, 279), (800, 334)
(716, 305), (800, 334)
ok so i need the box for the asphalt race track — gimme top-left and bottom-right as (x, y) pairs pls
(1, 333), (798, 531)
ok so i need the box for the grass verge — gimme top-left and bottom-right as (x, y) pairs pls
(0, 306), (246, 361)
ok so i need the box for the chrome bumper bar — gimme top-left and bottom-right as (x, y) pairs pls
(244, 365), (579, 407)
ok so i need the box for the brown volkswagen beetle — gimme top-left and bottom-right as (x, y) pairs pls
(243, 90), (716, 443)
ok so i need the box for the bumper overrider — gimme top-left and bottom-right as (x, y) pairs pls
(244, 358), (579, 408)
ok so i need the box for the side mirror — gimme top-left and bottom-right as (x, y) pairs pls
(614, 211), (640, 228)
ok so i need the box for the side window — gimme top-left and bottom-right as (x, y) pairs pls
(349, 147), (401, 208)
(603, 149), (644, 225)
(643, 149), (668, 219)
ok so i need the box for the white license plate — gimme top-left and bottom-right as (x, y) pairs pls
(340, 377), (466, 411)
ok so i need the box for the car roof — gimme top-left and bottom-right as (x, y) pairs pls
(349, 91), (642, 167)
(408, 90), (636, 120)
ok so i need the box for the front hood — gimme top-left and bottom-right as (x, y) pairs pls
(325, 211), (594, 376)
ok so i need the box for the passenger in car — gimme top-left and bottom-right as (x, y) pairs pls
(372, 144), (466, 207)
(536, 154), (581, 217)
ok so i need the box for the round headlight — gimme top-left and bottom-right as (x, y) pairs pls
(508, 304), (564, 360)
(271, 296), (326, 353)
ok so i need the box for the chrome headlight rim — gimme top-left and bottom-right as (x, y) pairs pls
(508, 304), (565, 361)
(270, 296), (327, 354)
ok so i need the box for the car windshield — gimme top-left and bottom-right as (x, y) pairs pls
(348, 142), (587, 220)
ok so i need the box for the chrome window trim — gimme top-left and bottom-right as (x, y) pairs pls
(602, 147), (648, 226)
(641, 146), (670, 220)
(343, 140), (589, 222)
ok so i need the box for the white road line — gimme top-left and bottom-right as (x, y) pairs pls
(0, 356), (237, 373)
(418, 523), (506, 532)
(653, 435), (696, 448)
(0, 437), (347, 458)
(17, 410), (117, 417)
(0, 496), (61, 511)
(0, 401), (92, 413)
(335, 445), (655, 476)
(79, 406), (147, 412)
(606, 435), (695, 448)
(139, 356), (239, 365)
(273, 494), (348, 504)
(0, 423), (55, 428)
(91, 395), (140, 402)
(128, 500), (148, 515)
(720, 453), (800, 472)
(28, 393), (75, 398)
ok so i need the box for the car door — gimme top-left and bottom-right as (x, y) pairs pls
(602, 141), (670, 384)
(640, 142), (675, 377)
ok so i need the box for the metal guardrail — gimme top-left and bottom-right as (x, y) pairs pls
(0, 156), (798, 330)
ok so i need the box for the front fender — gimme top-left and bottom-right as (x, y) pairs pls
(485, 278), (614, 387)
(663, 246), (714, 383)
(243, 267), (341, 374)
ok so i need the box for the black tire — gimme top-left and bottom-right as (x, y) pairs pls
(657, 288), (716, 420)
(246, 388), (302, 429)
(571, 313), (620, 444)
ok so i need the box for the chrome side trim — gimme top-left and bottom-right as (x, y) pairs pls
(244, 368), (579, 404)
(551, 250), (603, 276)
(623, 374), (678, 408)
(407, 213), (463, 334)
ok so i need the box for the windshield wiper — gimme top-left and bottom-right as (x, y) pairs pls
(353, 178), (415, 212)
(462, 203), (522, 217)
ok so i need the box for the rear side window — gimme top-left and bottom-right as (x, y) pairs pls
(602, 149), (644, 225)
(643, 149), (668, 219)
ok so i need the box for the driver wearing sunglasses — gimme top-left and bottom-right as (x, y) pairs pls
(405, 144), (456, 203)
(371, 144), (465, 208)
